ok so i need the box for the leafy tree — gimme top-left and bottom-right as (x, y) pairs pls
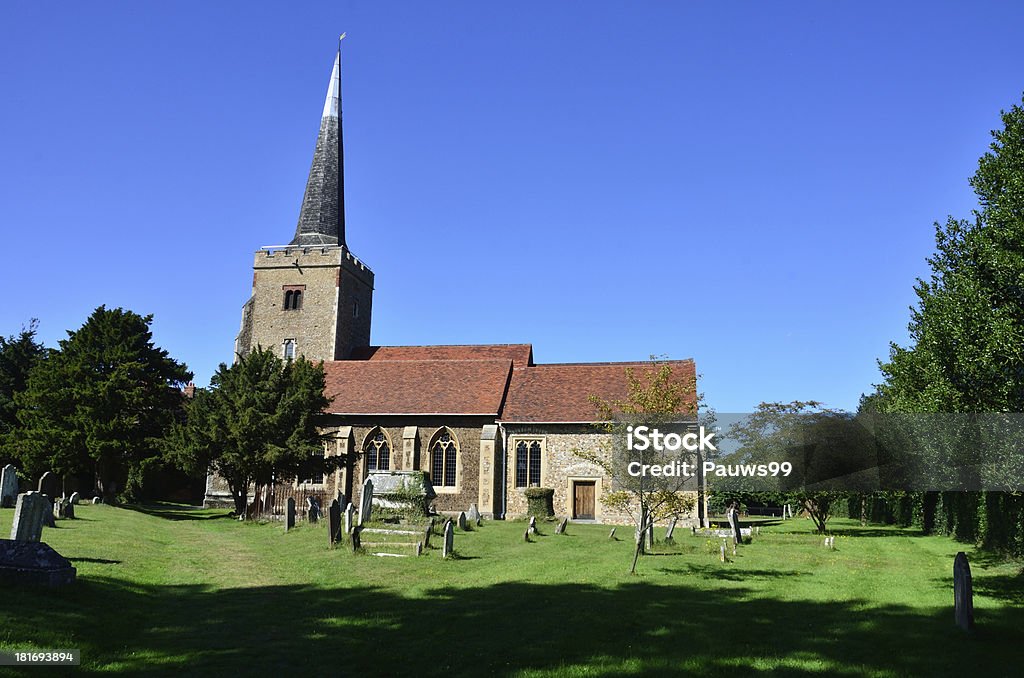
(577, 358), (702, 574)
(0, 319), (48, 461)
(164, 347), (333, 517)
(16, 306), (191, 500)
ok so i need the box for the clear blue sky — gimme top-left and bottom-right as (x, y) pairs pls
(2, 2), (1023, 412)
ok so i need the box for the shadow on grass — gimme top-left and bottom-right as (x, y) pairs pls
(120, 503), (232, 522)
(827, 526), (924, 538)
(4, 571), (1024, 676)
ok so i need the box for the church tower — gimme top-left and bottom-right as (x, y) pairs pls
(236, 48), (374, 362)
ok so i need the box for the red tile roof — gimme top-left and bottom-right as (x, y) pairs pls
(349, 344), (533, 367)
(323, 359), (513, 415)
(500, 360), (697, 423)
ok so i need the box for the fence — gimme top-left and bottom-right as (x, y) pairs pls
(247, 484), (337, 522)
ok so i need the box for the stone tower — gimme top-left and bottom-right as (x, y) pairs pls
(236, 50), (374, 363)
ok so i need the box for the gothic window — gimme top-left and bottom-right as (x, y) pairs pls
(353, 297), (360, 319)
(430, 428), (458, 487)
(283, 339), (296, 360)
(283, 285), (305, 310)
(301, 447), (325, 485)
(364, 428), (391, 472)
(514, 439), (543, 488)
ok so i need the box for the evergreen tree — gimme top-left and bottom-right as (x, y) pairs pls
(0, 319), (48, 462)
(16, 306), (191, 500)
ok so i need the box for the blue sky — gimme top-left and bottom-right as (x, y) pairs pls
(2, 2), (1023, 412)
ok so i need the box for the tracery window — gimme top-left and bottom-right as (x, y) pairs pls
(514, 439), (543, 488)
(364, 428), (390, 471)
(430, 428), (458, 487)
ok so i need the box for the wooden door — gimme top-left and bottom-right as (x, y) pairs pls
(573, 481), (596, 519)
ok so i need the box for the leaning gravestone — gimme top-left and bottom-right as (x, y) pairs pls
(285, 497), (296, 532)
(337, 491), (347, 512)
(528, 516), (537, 535)
(37, 472), (58, 498)
(953, 551), (974, 632)
(10, 492), (47, 542)
(665, 517), (677, 542)
(40, 497), (55, 528)
(457, 511), (469, 531)
(728, 508), (742, 545)
(1, 465), (18, 508)
(328, 500), (342, 546)
(467, 504), (481, 522)
(359, 477), (374, 526)
(0, 539), (76, 587)
(306, 497), (320, 524)
(68, 492), (80, 506)
(92, 496), (102, 505)
(555, 518), (568, 535)
(63, 500), (75, 520)
(443, 520), (454, 559)
(343, 502), (354, 535)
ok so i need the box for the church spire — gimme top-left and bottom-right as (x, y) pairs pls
(291, 44), (346, 248)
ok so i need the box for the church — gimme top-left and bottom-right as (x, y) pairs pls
(207, 49), (699, 524)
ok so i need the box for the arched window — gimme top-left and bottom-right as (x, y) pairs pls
(514, 439), (543, 488)
(283, 339), (296, 360)
(284, 290), (294, 310)
(293, 290), (303, 310)
(430, 428), (458, 487)
(282, 285), (306, 311)
(363, 428), (391, 472)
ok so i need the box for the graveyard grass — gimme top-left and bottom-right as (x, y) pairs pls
(1, 506), (1023, 677)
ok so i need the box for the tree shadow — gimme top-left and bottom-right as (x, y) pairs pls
(3, 570), (1022, 676)
(120, 503), (232, 522)
(68, 557), (121, 565)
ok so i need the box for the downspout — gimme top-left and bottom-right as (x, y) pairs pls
(498, 422), (508, 519)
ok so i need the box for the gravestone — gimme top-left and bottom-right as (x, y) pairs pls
(10, 492), (47, 542)
(720, 542), (726, 562)
(457, 511), (468, 531)
(665, 518), (677, 542)
(476, 516), (482, 527)
(68, 492), (80, 506)
(285, 497), (296, 532)
(524, 529), (530, 542)
(63, 501), (75, 520)
(337, 491), (347, 512)
(351, 526), (361, 551)
(52, 499), (63, 520)
(359, 477), (374, 526)
(443, 520), (454, 559)
(0, 465), (18, 508)
(306, 497), (320, 524)
(467, 504), (481, 522)
(0, 539), (77, 587)
(37, 472), (58, 498)
(555, 518), (568, 535)
(953, 552), (974, 632)
(728, 508), (742, 545)
(608, 527), (616, 539)
(40, 497), (55, 528)
(343, 502), (354, 535)
(423, 522), (432, 548)
(528, 516), (537, 535)
(92, 497), (102, 505)
(328, 500), (342, 545)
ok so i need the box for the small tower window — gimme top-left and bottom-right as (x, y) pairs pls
(283, 339), (296, 360)
(353, 298), (360, 319)
(282, 285), (306, 311)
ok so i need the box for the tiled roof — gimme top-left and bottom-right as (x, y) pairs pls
(500, 360), (697, 423)
(349, 344), (533, 367)
(323, 359), (513, 415)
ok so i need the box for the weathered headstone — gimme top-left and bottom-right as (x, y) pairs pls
(285, 497), (296, 532)
(691, 526), (697, 535)
(608, 527), (616, 539)
(953, 551), (974, 632)
(351, 526), (361, 551)
(423, 522), (432, 548)
(0, 465), (18, 508)
(68, 491), (80, 506)
(728, 508), (742, 545)
(37, 472), (58, 498)
(328, 499), (342, 545)
(457, 511), (469, 531)
(443, 520), (454, 559)
(524, 529), (530, 542)
(0, 539), (77, 587)
(306, 496), (320, 524)
(40, 496), (55, 528)
(64, 501), (75, 520)
(343, 502), (354, 535)
(720, 542), (726, 562)
(10, 492), (47, 542)
(476, 516), (482, 528)
(555, 518), (568, 535)
(92, 496), (102, 505)
(359, 477), (374, 526)
(336, 491), (347, 512)
(467, 504), (481, 522)
(665, 518), (677, 542)
(528, 516), (537, 535)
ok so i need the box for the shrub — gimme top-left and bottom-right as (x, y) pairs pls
(524, 487), (554, 518)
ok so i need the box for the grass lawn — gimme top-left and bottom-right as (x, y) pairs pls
(1, 505), (1022, 677)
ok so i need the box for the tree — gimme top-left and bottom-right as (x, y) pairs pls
(16, 306), (191, 500)
(0, 319), (48, 461)
(164, 347), (333, 517)
(576, 358), (702, 574)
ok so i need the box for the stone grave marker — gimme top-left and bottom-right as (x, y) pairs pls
(306, 497), (320, 524)
(328, 499), (342, 545)
(343, 502), (354, 535)
(555, 518), (567, 535)
(728, 507), (742, 545)
(64, 500), (75, 520)
(476, 516), (482, 527)
(528, 516), (537, 535)
(37, 472), (58, 498)
(285, 497), (296, 532)
(351, 526), (361, 551)
(423, 522), (432, 548)
(10, 492), (47, 542)
(608, 527), (616, 539)
(337, 491), (347, 512)
(40, 497), (55, 528)
(457, 511), (468, 531)
(1, 465), (18, 508)
(467, 504), (481, 522)
(359, 477), (374, 526)
(953, 551), (974, 632)
(523, 529), (530, 542)
(665, 518), (677, 542)
(0, 539), (76, 587)
(443, 520), (454, 559)
(720, 542), (726, 562)
(68, 491), (80, 505)
(92, 496), (102, 505)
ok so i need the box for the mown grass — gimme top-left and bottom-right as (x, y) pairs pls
(1, 505), (1022, 676)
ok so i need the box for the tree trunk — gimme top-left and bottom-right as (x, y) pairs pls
(228, 480), (249, 518)
(629, 533), (643, 574)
